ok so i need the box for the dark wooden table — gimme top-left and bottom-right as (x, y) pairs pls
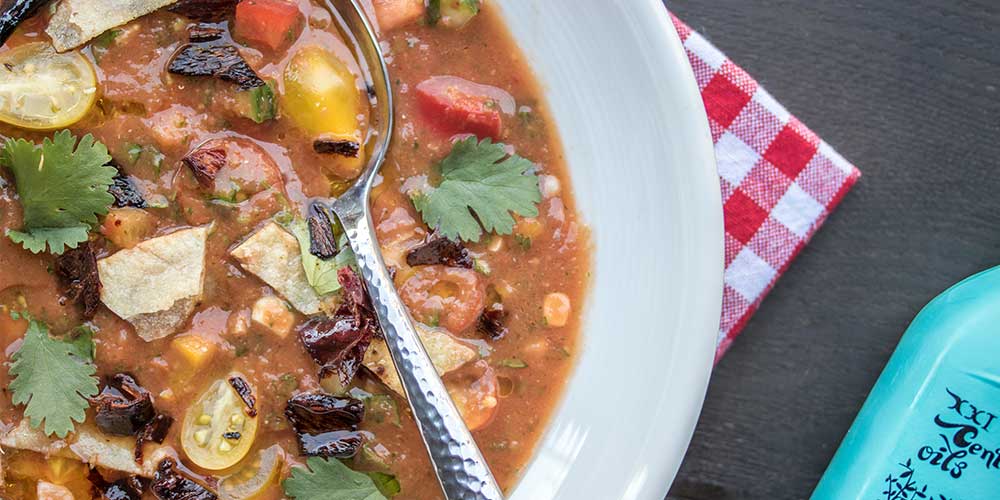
(662, 1), (1000, 498)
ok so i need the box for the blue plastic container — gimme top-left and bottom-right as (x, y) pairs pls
(813, 267), (1000, 499)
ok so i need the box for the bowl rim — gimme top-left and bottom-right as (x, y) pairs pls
(632, 3), (723, 495)
(496, 0), (724, 497)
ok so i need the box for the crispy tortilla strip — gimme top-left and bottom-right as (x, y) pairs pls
(98, 226), (208, 341)
(0, 420), (170, 477)
(231, 222), (323, 315)
(363, 324), (478, 396)
(46, 0), (177, 52)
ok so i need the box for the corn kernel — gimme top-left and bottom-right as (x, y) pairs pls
(219, 440), (233, 452)
(197, 414), (212, 425)
(169, 335), (217, 371)
(543, 292), (571, 328)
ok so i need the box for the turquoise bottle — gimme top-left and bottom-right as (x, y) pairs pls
(813, 267), (1000, 499)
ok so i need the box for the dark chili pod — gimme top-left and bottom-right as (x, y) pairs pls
(182, 146), (226, 187)
(313, 138), (360, 158)
(298, 315), (370, 389)
(307, 203), (338, 260)
(477, 302), (508, 341)
(151, 458), (217, 500)
(168, 0), (240, 22)
(285, 392), (365, 458)
(298, 268), (381, 388)
(55, 242), (102, 319)
(406, 236), (474, 269)
(89, 469), (147, 500)
(168, 43), (264, 90)
(107, 162), (147, 208)
(0, 0), (48, 47)
(227, 376), (257, 417)
(102, 479), (146, 500)
(298, 429), (365, 458)
(339, 266), (368, 310)
(135, 413), (174, 462)
(285, 393), (365, 432)
(92, 373), (156, 437)
(188, 24), (224, 43)
(91, 374), (174, 463)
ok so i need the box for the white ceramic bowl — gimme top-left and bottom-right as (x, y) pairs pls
(493, 1), (723, 499)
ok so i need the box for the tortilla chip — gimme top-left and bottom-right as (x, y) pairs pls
(98, 226), (208, 341)
(0, 420), (170, 477)
(46, 0), (177, 52)
(231, 222), (324, 315)
(363, 324), (478, 396)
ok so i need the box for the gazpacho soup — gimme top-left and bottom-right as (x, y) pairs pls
(0, 0), (590, 498)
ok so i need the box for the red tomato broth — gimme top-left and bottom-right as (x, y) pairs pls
(0, 2), (590, 499)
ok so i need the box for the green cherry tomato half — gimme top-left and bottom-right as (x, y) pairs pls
(218, 444), (284, 500)
(0, 43), (98, 130)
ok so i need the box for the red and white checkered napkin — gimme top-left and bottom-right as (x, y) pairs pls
(670, 15), (862, 362)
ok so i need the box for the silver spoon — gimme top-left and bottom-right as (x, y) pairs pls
(320, 1), (504, 499)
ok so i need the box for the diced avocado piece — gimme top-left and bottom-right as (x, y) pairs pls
(234, 81), (277, 124)
(426, 0), (480, 29)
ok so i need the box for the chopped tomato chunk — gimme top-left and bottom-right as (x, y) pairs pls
(234, 0), (303, 52)
(415, 76), (515, 140)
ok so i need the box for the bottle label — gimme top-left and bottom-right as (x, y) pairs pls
(879, 386), (1000, 500)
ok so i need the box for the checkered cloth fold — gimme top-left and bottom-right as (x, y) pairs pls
(670, 15), (862, 361)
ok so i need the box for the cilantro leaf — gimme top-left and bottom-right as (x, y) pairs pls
(8, 319), (99, 438)
(413, 137), (540, 242)
(283, 457), (387, 500)
(289, 219), (356, 296)
(1, 131), (116, 254)
(364, 471), (400, 497)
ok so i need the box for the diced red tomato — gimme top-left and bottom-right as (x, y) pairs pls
(415, 76), (515, 140)
(234, 0), (303, 52)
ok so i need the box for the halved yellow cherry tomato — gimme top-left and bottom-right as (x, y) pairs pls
(282, 46), (367, 178)
(282, 46), (363, 141)
(218, 445), (284, 500)
(0, 43), (97, 130)
(182, 376), (259, 471)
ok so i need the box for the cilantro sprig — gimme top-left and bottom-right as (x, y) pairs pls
(1, 131), (116, 254)
(283, 457), (389, 500)
(412, 137), (541, 242)
(9, 318), (100, 438)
